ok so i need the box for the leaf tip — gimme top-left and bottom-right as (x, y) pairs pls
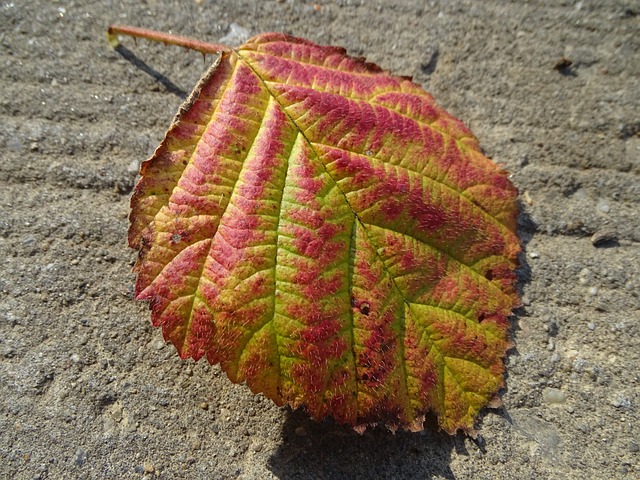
(353, 424), (367, 435)
(407, 415), (426, 433)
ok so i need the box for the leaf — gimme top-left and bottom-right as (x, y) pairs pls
(128, 33), (520, 434)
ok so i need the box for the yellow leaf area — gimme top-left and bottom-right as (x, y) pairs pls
(128, 33), (520, 433)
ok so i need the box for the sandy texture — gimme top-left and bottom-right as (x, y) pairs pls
(1, 1), (638, 479)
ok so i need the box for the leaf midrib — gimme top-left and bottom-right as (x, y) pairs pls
(236, 47), (416, 420)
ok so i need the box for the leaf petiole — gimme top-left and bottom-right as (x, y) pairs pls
(107, 25), (230, 55)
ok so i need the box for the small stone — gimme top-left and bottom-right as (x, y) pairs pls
(528, 251), (540, 259)
(143, 461), (154, 473)
(73, 448), (86, 466)
(611, 396), (631, 408)
(542, 387), (566, 404)
(578, 268), (592, 285)
(199, 402), (209, 410)
(219, 23), (250, 46)
(587, 322), (596, 330)
(629, 441), (639, 453)
(252, 440), (264, 452)
(125, 415), (138, 433)
(591, 228), (617, 246)
(596, 198), (611, 214)
(111, 405), (123, 422)
(546, 339), (555, 351)
(577, 422), (590, 434)
(127, 159), (140, 173)
(22, 234), (37, 250)
(587, 286), (598, 296)
(155, 340), (165, 350)
(572, 357), (586, 372)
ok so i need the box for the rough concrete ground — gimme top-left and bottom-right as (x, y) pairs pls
(0, 0), (638, 479)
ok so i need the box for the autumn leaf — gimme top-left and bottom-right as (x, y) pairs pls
(117, 27), (521, 434)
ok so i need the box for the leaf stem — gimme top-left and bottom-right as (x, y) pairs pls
(107, 25), (231, 55)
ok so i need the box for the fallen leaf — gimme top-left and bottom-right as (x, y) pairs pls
(125, 31), (520, 433)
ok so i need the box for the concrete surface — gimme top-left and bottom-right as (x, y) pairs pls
(0, 0), (638, 478)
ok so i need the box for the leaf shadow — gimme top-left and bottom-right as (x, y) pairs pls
(509, 203), (536, 341)
(113, 45), (188, 98)
(514, 202), (536, 290)
(267, 409), (457, 480)
(498, 202), (535, 407)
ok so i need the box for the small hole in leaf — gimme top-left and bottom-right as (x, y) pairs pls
(485, 269), (494, 281)
(359, 302), (371, 316)
(478, 312), (487, 323)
